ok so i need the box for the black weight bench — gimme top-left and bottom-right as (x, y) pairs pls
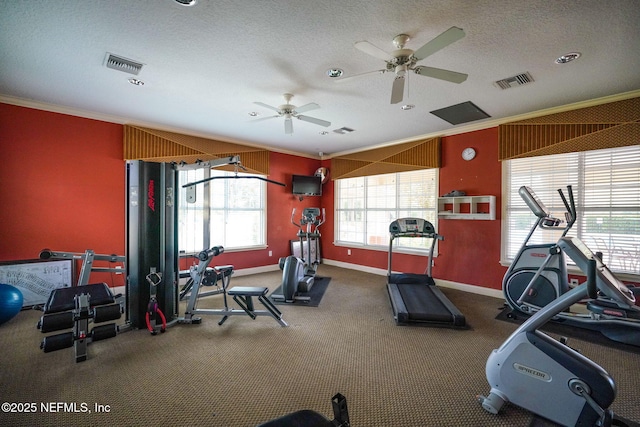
(37, 283), (122, 362)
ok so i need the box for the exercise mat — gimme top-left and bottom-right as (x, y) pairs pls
(269, 277), (331, 307)
(495, 305), (640, 355)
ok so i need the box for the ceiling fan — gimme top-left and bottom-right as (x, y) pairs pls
(337, 26), (468, 104)
(253, 93), (331, 134)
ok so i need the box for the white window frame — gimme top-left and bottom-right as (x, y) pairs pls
(502, 145), (640, 278)
(177, 168), (267, 254)
(334, 169), (439, 254)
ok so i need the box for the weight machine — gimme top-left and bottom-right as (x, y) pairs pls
(178, 246), (287, 326)
(36, 249), (125, 362)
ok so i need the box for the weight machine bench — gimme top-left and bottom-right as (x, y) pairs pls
(179, 247), (288, 327)
(37, 283), (122, 362)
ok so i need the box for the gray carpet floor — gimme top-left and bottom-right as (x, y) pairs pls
(0, 265), (638, 426)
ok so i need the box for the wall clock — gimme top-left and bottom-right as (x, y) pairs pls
(462, 147), (476, 161)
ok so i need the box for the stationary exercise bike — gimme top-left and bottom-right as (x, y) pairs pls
(479, 237), (639, 426)
(503, 185), (640, 346)
(272, 207), (325, 303)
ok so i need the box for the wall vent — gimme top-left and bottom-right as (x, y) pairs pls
(494, 72), (534, 89)
(104, 53), (144, 75)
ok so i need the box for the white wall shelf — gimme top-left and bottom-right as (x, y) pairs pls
(437, 195), (496, 220)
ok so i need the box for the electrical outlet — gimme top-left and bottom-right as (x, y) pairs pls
(347, 249), (351, 256)
(570, 278), (579, 287)
(268, 250), (272, 257)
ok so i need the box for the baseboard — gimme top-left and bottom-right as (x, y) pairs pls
(197, 263), (280, 278)
(110, 261), (502, 300)
(323, 259), (503, 300)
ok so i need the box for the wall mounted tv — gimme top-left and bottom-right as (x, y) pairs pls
(292, 174), (322, 196)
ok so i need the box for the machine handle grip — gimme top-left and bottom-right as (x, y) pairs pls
(557, 185), (576, 228)
(586, 258), (598, 300)
(198, 246), (224, 261)
(290, 208), (301, 229)
(39, 249), (53, 259)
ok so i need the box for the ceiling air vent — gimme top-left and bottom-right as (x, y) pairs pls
(333, 127), (355, 134)
(494, 72), (534, 90)
(104, 53), (144, 75)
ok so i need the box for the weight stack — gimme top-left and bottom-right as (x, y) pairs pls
(126, 161), (179, 329)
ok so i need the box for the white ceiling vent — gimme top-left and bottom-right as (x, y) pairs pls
(494, 72), (534, 90)
(334, 127), (355, 134)
(104, 53), (144, 75)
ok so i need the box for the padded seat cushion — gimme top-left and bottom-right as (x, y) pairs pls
(227, 286), (268, 297)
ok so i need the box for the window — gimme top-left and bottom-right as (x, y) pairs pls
(503, 145), (640, 275)
(178, 168), (266, 254)
(335, 169), (438, 251)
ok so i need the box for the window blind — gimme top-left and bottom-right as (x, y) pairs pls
(504, 145), (640, 275)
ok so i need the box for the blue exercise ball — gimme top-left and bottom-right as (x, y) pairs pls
(0, 283), (23, 325)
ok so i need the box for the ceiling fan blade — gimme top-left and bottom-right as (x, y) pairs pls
(413, 26), (465, 61)
(415, 66), (468, 83)
(252, 114), (280, 122)
(284, 117), (293, 134)
(390, 75), (405, 104)
(253, 101), (281, 113)
(354, 41), (391, 61)
(293, 102), (320, 114)
(297, 115), (331, 127)
(334, 69), (388, 83)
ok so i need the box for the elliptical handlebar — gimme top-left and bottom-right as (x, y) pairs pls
(291, 207), (324, 234)
(520, 185), (576, 236)
(556, 185), (576, 233)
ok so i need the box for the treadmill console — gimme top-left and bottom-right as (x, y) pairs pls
(389, 218), (435, 237)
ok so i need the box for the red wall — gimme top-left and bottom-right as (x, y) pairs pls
(437, 128), (505, 290)
(0, 103), (126, 286)
(5, 103), (631, 292)
(321, 128), (507, 291)
(183, 152), (323, 270)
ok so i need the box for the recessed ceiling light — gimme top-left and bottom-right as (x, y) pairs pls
(555, 52), (581, 64)
(326, 68), (344, 78)
(248, 112), (259, 117)
(401, 104), (415, 110)
(174, 0), (197, 6)
(128, 78), (144, 86)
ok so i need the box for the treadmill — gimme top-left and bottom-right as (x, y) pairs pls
(386, 218), (466, 328)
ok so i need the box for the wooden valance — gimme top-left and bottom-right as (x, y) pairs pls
(331, 137), (440, 180)
(123, 125), (270, 175)
(498, 97), (640, 160)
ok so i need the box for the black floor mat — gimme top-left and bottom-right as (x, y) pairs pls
(269, 277), (330, 307)
(495, 305), (640, 355)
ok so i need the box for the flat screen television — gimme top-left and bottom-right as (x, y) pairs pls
(292, 174), (322, 196)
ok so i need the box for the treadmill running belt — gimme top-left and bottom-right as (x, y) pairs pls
(397, 283), (453, 323)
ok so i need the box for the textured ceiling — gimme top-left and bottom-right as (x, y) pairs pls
(1, 0), (639, 158)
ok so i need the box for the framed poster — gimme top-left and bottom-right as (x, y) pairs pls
(0, 259), (74, 307)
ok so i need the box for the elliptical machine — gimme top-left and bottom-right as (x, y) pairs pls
(479, 237), (638, 426)
(502, 185), (640, 347)
(273, 207), (325, 303)
(503, 185), (576, 314)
